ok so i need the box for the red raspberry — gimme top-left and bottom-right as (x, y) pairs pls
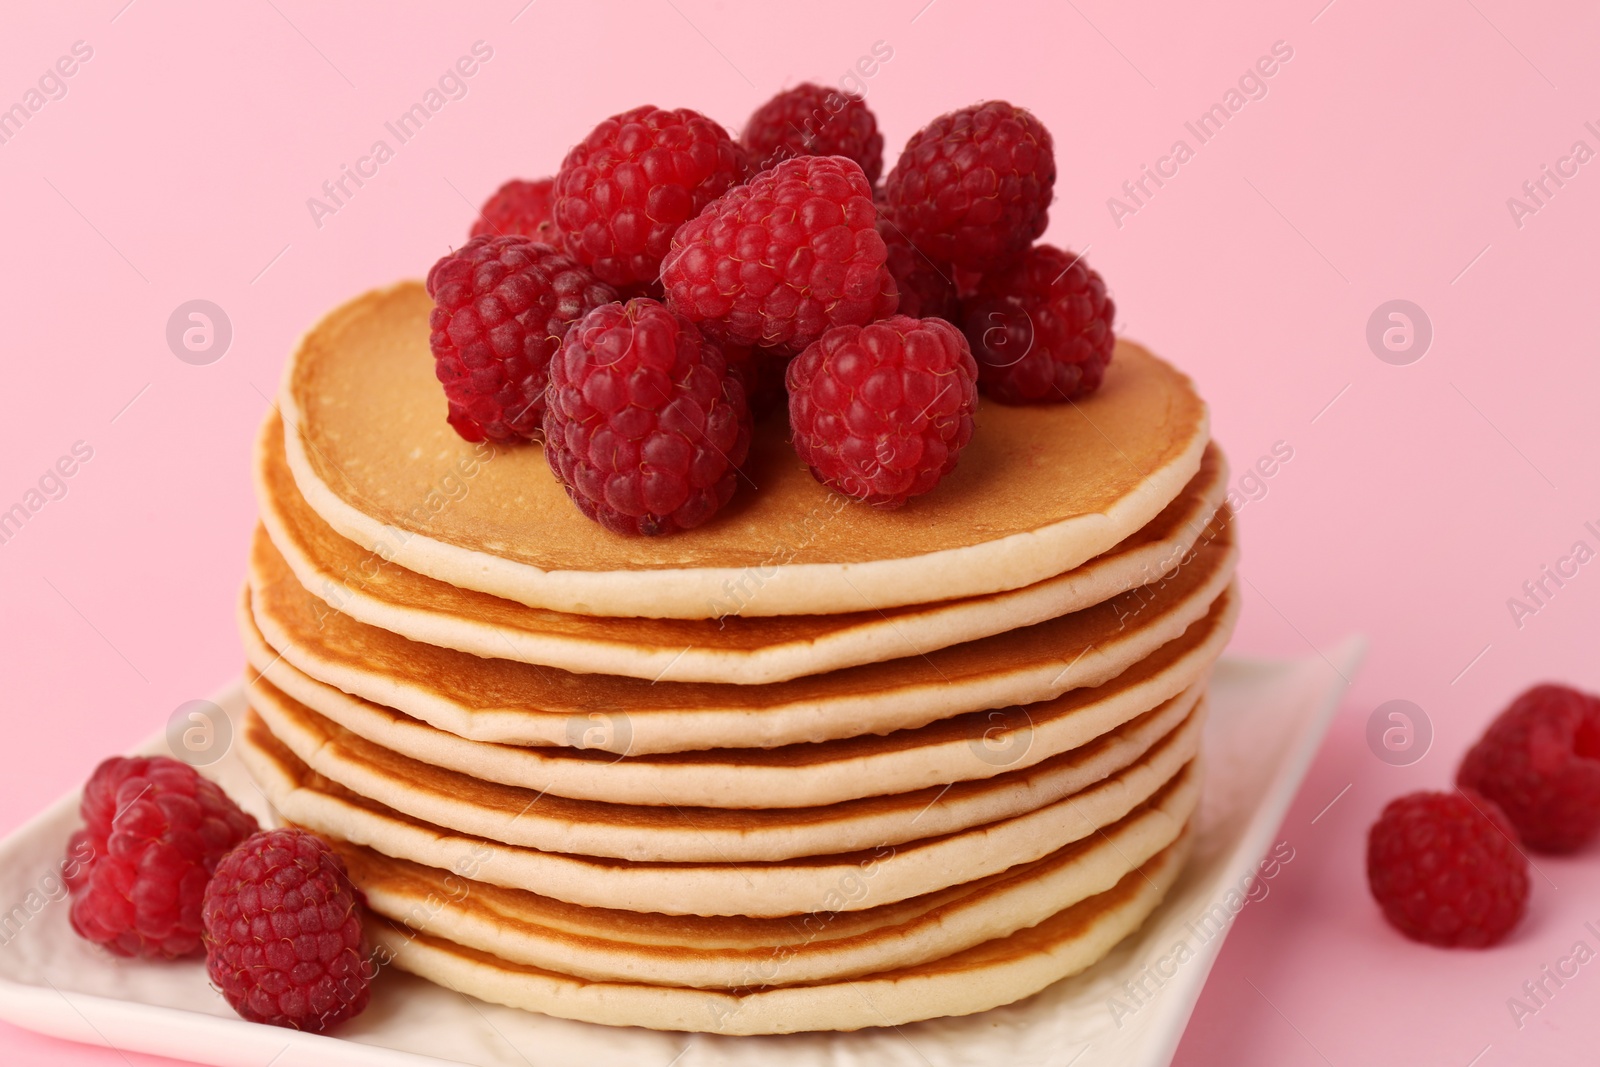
(469, 177), (558, 242)
(787, 315), (977, 508)
(960, 244), (1115, 404)
(881, 101), (1054, 273)
(1457, 684), (1600, 852)
(426, 234), (617, 444)
(553, 106), (748, 288)
(65, 756), (258, 960)
(741, 83), (884, 184)
(1366, 790), (1529, 947)
(202, 829), (371, 1033)
(954, 266), (985, 296)
(543, 299), (753, 535)
(661, 155), (898, 352)
(877, 208), (957, 320)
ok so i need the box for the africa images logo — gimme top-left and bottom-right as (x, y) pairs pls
(0, 442), (94, 548)
(1505, 121), (1600, 230)
(0, 40), (93, 148)
(1106, 40), (1295, 229)
(305, 41), (495, 229)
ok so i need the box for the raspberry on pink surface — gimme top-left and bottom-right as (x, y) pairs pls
(961, 243), (1115, 404)
(66, 756), (258, 960)
(661, 155), (898, 352)
(741, 83), (885, 184)
(426, 234), (617, 444)
(202, 828), (371, 1033)
(543, 299), (753, 536)
(787, 315), (977, 508)
(1366, 789), (1529, 948)
(470, 177), (559, 242)
(876, 207), (958, 321)
(1456, 683), (1600, 853)
(553, 106), (748, 288)
(881, 100), (1055, 273)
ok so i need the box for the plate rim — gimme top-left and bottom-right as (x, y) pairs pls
(0, 640), (1366, 1067)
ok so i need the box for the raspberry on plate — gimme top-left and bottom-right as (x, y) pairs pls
(877, 207), (957, 321)
(881, 100), (1054, 273)
(202, 828), (371, 1033)
(960, 244), (1115, 405)
(1366, 789), (1529, 948)
(1457, 683), (1600, 852)
(787, 315), (977, 508)
(661, 155), (898, 352)
(66, 756), (258, 960)
(742, 83), (885, 184)
(543, 299), (753, 536)
(470, 177), (559, 242)
(426, 234), (617, 444)
(553, 106), (748, 288)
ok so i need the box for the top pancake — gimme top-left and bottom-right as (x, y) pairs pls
(258, 406), (1228, 683)
(280, 282), (1209, 618)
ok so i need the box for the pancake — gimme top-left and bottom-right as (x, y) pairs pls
(278, 282), (1209, 618)
(257, 408), (1228, 683)
(242, 713), (1202, 916)
(240, 591), (1222, 806)
(248, 512), (1237, 754)
(366, 832), (1190, 1034)
(335, 781), (1189, 988)
(246, 668), (1205, 861)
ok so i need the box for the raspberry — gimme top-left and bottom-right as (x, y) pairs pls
(881, 100), (1055, 273)
(787, 315), (977, 508)
(553, 106), (748, 288)
(877, 208), (957, 320)
(1457, 684), (1600, 853)
(952, 266), (984, 298)
(741, 83), (884, 184)
(426, 234), (617, 444)
(661, 155), (898, 352)
(1366, 790), (1529, 947)
(469, 178), (558, 242)
(543, 299), (753, 535)
(960, 244), (1115, 404)
(66, 756), (258, 960)
(202, 829), (371, 1033)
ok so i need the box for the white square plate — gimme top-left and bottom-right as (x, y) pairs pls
(0, 640), (1363, 1067)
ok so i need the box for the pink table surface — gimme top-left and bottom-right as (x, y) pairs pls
(2, 2), (1597, 1064)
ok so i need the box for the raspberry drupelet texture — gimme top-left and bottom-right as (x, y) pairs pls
(961, 244), (1114, 404)
(881, 100), (1055, 273)
(553, 106), (749, 288)
(470, 177), (559, 242)
(1366, 790), (1529, 947)
(543, 299), (753, 535)
(877, 207), (957, 321)
(661, 155), (898, 352)
(65, 756), (259, 960)
(1457, 684), (1600, 853)
(426, 234), (617, 444)
(787, 315), (978, 508)
(741, 83), (885, 184)
(202, 828), (371, 1033)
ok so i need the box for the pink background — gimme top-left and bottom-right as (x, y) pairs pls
(3, 1), (1598, 1063)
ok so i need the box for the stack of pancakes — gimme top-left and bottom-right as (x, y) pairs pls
(237, 283), (1238, 1035)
